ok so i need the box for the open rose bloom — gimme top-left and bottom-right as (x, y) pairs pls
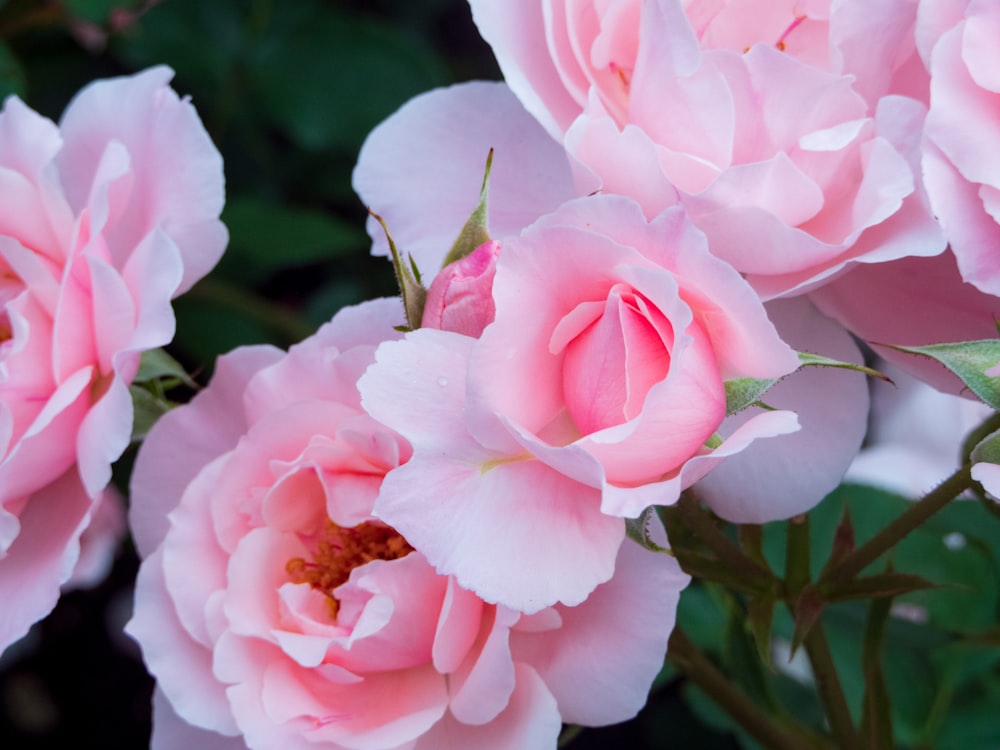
(0, 66), (226, 650)
(467, 0), (945, 298)
(127, 299), (690, 750)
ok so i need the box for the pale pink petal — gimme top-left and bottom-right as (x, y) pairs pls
(448, 606), (519, 725)
(243, 298), (403, 422)
(695, 297), (869, 522)
(467, 0), (583, 135)
(511, 516), (689, 725)
(64, 484), (124, 590)
(374, 454), (624, 613)
(353, 81), (594, 276)
(414, 664), (560, 750)
(972, 462), (1000, 500)
(127, 547), (239, 735)
(0, 469), (92, 651)
(151, 689), (247, 750)
(923, 141), (1000, 297)
(130, 345), (283, 557)
(259, 658), (448, 750)
(0, 98), (74, 261)
(432, 577), (485, 675)
(56, 65), (226, 292)
(120, 227), (186, 352)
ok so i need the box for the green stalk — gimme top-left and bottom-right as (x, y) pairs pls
(803, 620), (861, 749)
(668, 628), (835, 750)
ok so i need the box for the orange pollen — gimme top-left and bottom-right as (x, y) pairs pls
(285, 519), (413, 617)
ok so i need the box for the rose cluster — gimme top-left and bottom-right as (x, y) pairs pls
(4, 1), (1000, 748)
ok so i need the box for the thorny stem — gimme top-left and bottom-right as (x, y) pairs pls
(821, 464), (975, 585)
(677, 492), (776, 590)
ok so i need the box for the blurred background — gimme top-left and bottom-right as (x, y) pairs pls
(0, 2), (997, 749)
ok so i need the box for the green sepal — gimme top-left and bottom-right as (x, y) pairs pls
(879, 339), (1000, 408)
(625, 506), (672, 554)
(971, 427), (1000, 466)
(724, 376), (779, 415)
(440, 149), (494, 268)
(134, 348), (198, 389)
(370, 210), (427, 330)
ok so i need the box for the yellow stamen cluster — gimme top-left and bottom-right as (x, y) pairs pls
(286, 519), (413, 618)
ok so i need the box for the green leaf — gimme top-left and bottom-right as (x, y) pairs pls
(880, 339), (1000, 409)
(129, 384), (172, 442)
(624, 506), (671, 554)
(970, 427), (1000, 466)
(369, 211), (425, 330)
(440, 149), (493, 268)
(134, 348), (197, 389)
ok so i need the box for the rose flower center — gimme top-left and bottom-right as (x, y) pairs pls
(286, 519), (413, 617)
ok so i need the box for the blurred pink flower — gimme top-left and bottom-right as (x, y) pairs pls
(127, 299), (689, 750)
(0, 66), (226, 651)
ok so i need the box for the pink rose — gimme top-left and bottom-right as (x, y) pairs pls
(0, 66), (226, 651)
(127, 299), (689, 749)
(421, 240), (501, 336)
(471, 0), (926, 134)
(468, 0), (943, 297)
(361, 195), (810, 610)
(919, 0), (1000, 296)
